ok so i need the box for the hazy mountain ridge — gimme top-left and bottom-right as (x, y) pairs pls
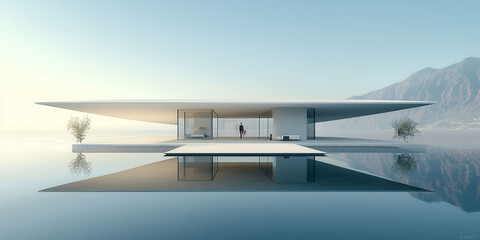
(321, 57), (480, 129)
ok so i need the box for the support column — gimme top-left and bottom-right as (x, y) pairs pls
(272, 107), (307, 141)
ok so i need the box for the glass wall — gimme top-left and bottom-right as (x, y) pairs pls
(178, 109), (272, 139)
(213, 111), (218, 138)
(177, 109), (217, 140)
(258, 110), (273, 139)
(215, 110), (273, 138)
(267, 110), (273, 139)
(217, 118), (260, 138)
(177, 110), (185, 140)
(307, 108), (315, 140)
(259, 112), (268, 138)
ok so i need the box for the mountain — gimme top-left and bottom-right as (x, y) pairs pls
(323, 57), (480, 129)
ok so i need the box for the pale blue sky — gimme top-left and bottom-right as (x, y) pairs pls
(1, 0), (479, 130)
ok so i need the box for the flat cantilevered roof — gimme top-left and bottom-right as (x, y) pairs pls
(164, 143), (326, 156)
(36, 99), (434, 124)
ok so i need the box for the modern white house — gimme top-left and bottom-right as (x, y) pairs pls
(37, 99), (433, 141)
(37, 99), (433, 182)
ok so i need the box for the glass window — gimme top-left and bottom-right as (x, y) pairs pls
(178, 109), (213, 139)
(212, 111), (218, 139)
(217, 118), (260, 138)
(177, 110), (185, 140)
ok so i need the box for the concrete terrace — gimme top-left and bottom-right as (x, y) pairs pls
(72, 136), (426, 154)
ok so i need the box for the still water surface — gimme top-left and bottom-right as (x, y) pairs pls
(1, 131), (479, 240)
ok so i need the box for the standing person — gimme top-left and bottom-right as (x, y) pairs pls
(239, 123), (244, 139)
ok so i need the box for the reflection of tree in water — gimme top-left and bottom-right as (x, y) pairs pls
(334, 149), (480, 212)
(392, 153), (418, 175)
(69, 153), (92, 176)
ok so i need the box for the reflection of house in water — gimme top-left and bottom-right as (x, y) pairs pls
(259, 156), (316, 183)
(43, 155), (426, 192)
(331, 148), (480, 213)
(177, 156), (317, 183)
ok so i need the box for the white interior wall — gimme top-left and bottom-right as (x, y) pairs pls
(272, 107), (307, 140)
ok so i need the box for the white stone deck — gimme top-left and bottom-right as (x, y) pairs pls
(164, 143), (326, 156)
(72, 136), (426, 154)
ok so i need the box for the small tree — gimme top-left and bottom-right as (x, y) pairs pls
(67, 115), (91, 143)
(392, 116), (420, 142)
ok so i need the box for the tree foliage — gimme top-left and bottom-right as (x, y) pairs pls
(67, 116), (91, 143)
(392, 116), (420, 142)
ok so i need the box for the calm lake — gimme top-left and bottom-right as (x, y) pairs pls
(1, 130), (479, 240)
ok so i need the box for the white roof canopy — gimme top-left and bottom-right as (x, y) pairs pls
(36, 99), (434, 125)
